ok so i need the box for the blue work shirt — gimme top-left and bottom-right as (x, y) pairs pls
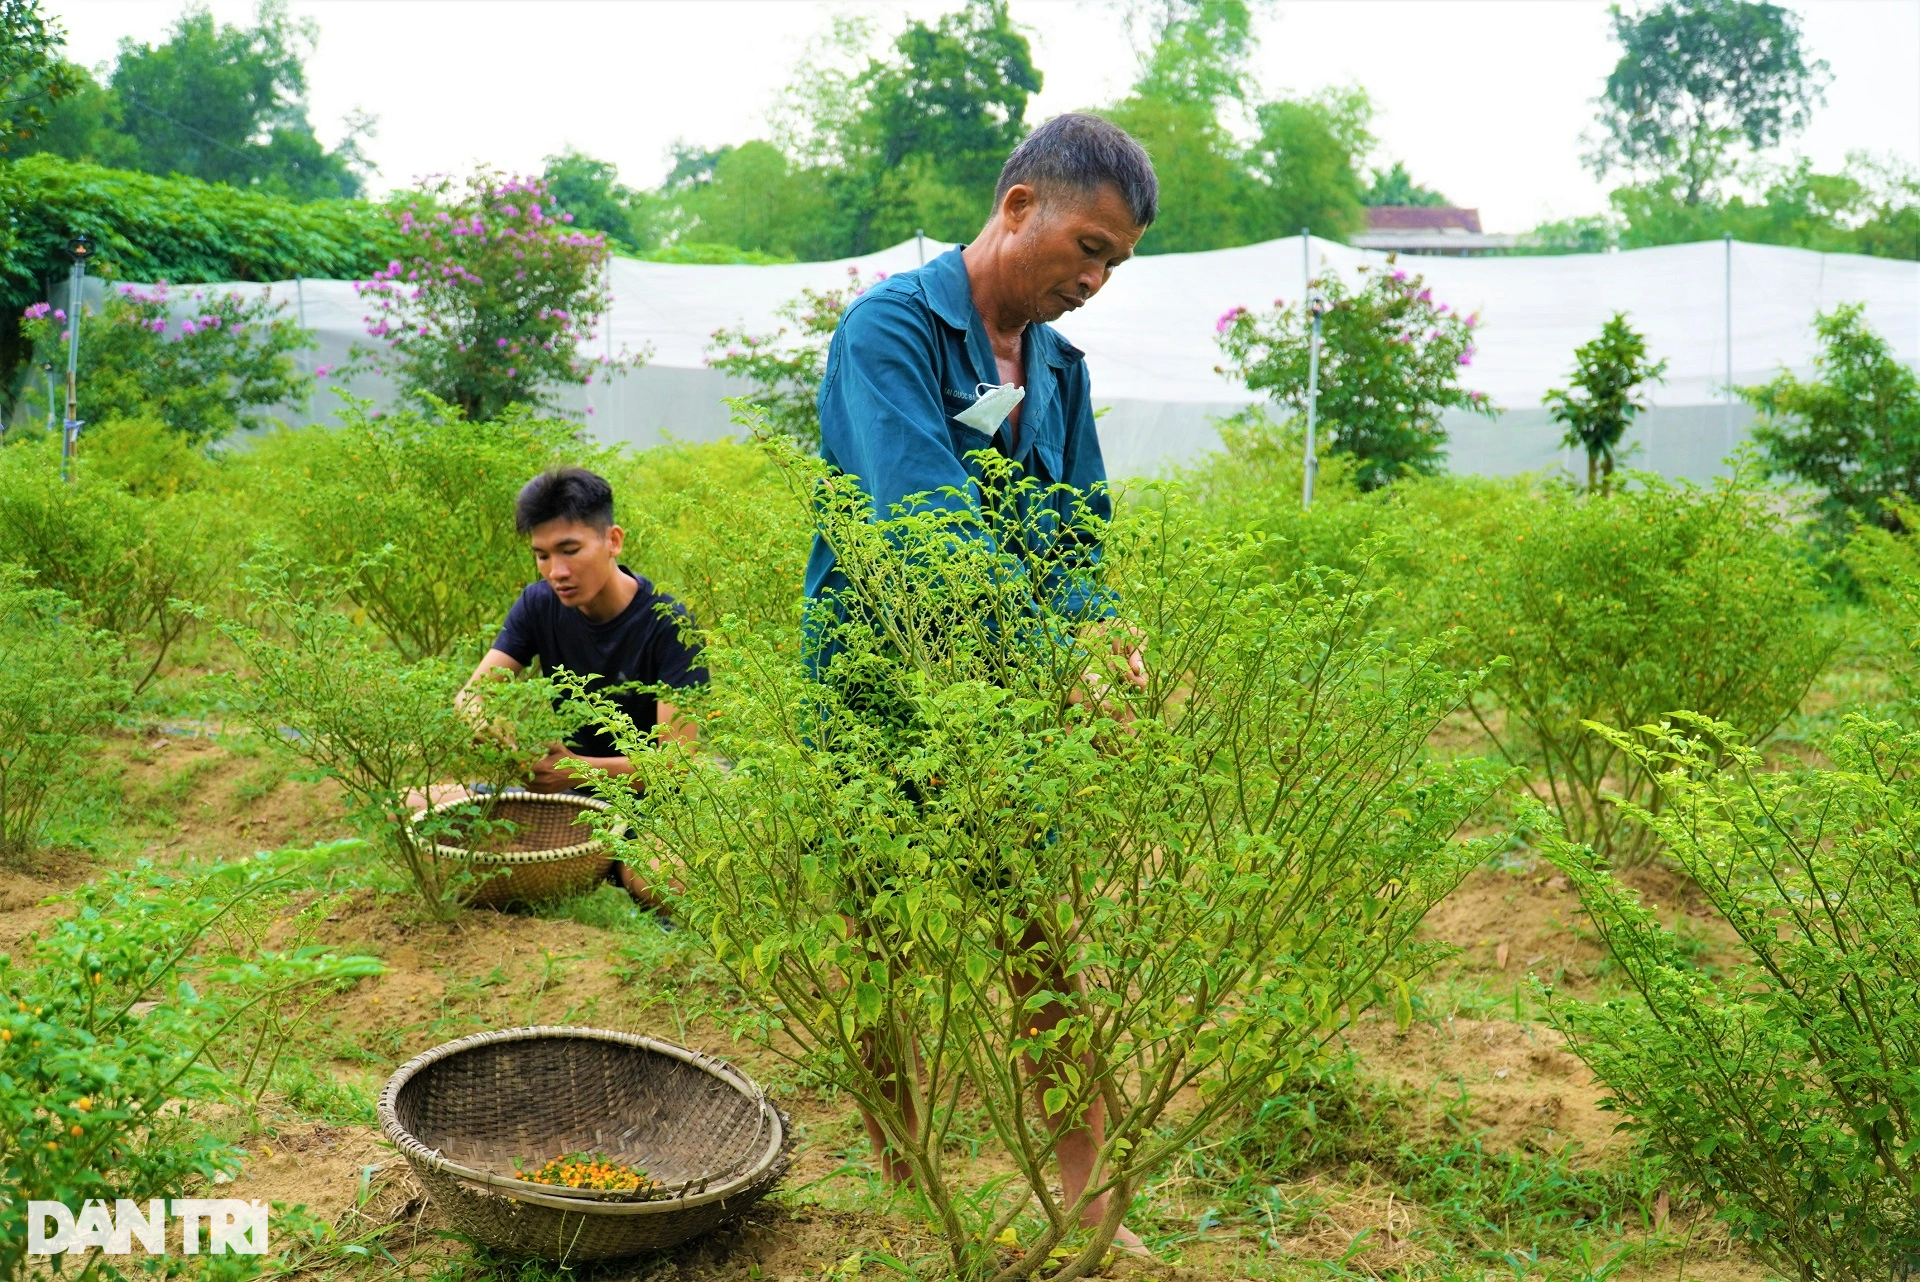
(802, 246), (1111, 635)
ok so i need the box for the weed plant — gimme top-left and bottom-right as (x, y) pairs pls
(584, 439), (1505, 1280)
(1431, 465), (1836, 864)
(1169, 1057), (1663, 1272)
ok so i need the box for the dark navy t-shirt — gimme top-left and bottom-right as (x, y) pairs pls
(492, 568), (706, 758)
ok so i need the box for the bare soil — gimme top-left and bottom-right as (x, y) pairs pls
(5, 728), (1770, 1280)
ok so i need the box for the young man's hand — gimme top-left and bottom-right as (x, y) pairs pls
(1069, 621), (1147, 712)
(528, 745), (635, 793)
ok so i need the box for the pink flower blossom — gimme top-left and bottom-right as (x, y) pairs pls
(1215, 306), (1246, 334)
(23, 302), (50, 320)
(315, 364), (333, 378)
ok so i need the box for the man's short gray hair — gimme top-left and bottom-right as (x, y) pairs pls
(994, 113), (1158, 229)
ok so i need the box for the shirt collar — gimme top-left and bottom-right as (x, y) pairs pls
(921, 246), (1086, 371)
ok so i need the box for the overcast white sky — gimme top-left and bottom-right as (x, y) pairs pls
(46, 0), (1920, 234)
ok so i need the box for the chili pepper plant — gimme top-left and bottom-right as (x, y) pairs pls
(577, 430), (1506, 1280)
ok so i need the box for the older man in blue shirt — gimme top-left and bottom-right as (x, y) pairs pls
(804, 112), (1157, 1256)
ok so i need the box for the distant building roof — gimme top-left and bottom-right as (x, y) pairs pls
(1367, 206), (1484, 233)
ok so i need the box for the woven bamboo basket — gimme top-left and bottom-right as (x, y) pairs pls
(379, 1027), (791, 1262)
(413, 790), (617, 909)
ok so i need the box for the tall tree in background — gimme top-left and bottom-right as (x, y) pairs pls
(1244, 88), (1372, 242)
(859, 0), (1040, 243)
(1104, 0), (1254, 251)
(1104, 1), (1371, 252)
(674, 0), (1039, 256)
(84, 0), (371, 199)
(1588, 0), (1828, 206)
(0, 0), (80, 153)
(1365, 159), (1448, 207)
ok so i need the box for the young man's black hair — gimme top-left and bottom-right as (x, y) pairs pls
(515, 467), (615, 536)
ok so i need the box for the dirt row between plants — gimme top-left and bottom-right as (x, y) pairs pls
(0, 730), (1767, 1278)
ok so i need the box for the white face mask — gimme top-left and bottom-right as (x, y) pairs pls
(953, 381), (1025, 434)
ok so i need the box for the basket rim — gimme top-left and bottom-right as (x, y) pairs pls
(377, 1025), (785, 1216)
(411, 788), (621, 867)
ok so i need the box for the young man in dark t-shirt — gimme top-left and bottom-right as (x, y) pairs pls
(448, 467), (705, 900)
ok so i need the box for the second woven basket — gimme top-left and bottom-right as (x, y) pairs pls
(413, 789), (617, 908)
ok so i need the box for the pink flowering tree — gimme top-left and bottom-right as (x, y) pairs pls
(706, 269), (878, 451)
(356, 170), (636, 422)
(1215, 258), (1494, 489)
(18, 285), (313, 444)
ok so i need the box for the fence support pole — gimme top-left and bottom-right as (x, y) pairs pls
(1301, 227), (1315, 508)
(1724, 231), (1734, 453)
(1304, 303), (1322, 509)
(61, 254), (85, 483)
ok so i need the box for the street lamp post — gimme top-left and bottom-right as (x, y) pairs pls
(61, 234), (93, 483)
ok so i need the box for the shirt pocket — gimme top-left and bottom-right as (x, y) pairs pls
(1031, 437), (1065, 484)
(941, 387), (994, 457)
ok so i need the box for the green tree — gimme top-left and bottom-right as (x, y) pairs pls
(1243, 94), (1370, 242)
(845, 0), (1042, 247)
(1365, 159), (1448, 207)
(1589, 0), (1829, 205)
(539, 148), (683, 253)
(9, 60), (121, 162)
(0, 0), (80, 153)
(1104, 5), (1371, 251)
(1128, 0), (1253, 106)
(106, 0), (370, 199)
(679, 142), (842, 261)
(1741, 303), (1920, 534)
(1102, 94), (1246, 252)
(539, 149), (640, 249)
(1544, 312), (1669, 493)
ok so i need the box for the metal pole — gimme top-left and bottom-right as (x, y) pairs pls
(1304, 303), (1322, 509)
(62, 259), (84, 483)
(916, 229), (926, 267)
(1301, 226), (1310, 316)
(1302, 227), (1314, 507)
(1723, 231), (1734, 451)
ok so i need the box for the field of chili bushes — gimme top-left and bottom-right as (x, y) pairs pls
(2, 401), (1917, 1282)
